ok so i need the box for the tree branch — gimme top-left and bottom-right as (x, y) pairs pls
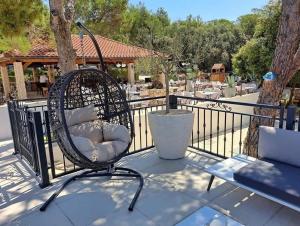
(64, 0), (75, 21)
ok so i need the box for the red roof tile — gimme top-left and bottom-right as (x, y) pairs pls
(1, 35), (154, 61)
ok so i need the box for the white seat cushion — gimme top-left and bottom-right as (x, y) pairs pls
(69, 121), (102, 144)
(93, 141), (128, 162)
(102, 122), (131, 143)
(65, 104), (98, 126)
(69, 121), (130, 144)
(70, 135), (95, 157)
(70, 135), (128, 162)
(259, 126), (300, 167)
(70, 122), (130, 163)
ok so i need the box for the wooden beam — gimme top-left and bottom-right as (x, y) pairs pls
(23, 62), (32, 70)
(2, 57), (136, 66)
(17, 58), (59, 63)
(13, 62), (27, 99)
(0, 65), (10, 98)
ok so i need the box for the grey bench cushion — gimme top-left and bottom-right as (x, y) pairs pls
(259, 126), (300, 167)
(233, 158), (300, 206)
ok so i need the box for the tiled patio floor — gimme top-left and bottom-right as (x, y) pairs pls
(1, 139), (300, 226)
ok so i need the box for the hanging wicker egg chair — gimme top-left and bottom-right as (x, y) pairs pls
(40, 22), (143, 212)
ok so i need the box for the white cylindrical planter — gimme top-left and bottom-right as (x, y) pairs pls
(148, 109), (194, 159)
(223, 87), (236, 97)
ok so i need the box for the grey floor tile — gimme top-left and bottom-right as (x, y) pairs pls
(264, 206), (300, 226)
(7, 204), (73, 226)
(136, 188), (204, 226)
(210, 187), (282, 226)
(88, 207), (155, 226)
(56, 191), (127, 226)
(176, 206), (243, 226)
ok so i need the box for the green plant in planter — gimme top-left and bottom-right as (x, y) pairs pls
(226, 75), (236, 88)
(224, 75), (237, 98)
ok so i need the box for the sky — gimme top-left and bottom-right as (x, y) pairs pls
(128, 0), (269, 22)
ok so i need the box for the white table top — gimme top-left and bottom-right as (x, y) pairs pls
(204, 154), (255, 182)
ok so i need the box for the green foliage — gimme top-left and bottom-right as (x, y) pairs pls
(169, 16), (205, 64)
(0, 0), (44, 36)
(29, 5), (51, 42)
(162, 18), (245, 72)
(232, 0), (281, 81)
(186, 67), (198, 80)
(0, 0), (49, 53)
(237, 14), (259, 40)
(121, 4), (171, 49)
(107, 65), (128, 80)
(135, 57), (161, 79)
(0, 36), (31, 53)
(74, 0), (128, 37)
(232, 38), (272, 79)
(198, 19), (245, 71)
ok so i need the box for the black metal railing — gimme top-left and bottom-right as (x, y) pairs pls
(8, 100), (50, 187)
(8, 96), (166, 186)
(8, 94), (299, 187)
(173, 95), (287, 158)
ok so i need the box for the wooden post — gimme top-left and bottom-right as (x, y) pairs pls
(51, 65), (56, 82)
(0, 65), (10, 98)
(32, 67), (38, 82)
(128, 63), (135, 85)
(47, 65), (51, 82)
(13, 62), (27, 99)
(47, 65), (55, 83)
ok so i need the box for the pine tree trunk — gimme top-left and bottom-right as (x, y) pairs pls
(49, 0), (76, 74)
(244, 0), (300, 157)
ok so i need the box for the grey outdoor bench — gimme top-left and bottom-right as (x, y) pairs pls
(204, 126), (300, 212)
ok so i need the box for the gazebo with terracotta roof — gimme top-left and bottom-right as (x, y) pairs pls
(0, 35), (154, 99)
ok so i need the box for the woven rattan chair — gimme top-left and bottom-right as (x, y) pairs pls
(40, 23), (143, 212)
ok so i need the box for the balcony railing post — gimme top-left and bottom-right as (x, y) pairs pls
(32, 111), (50, 188)
(44, 110), (56, 178)
(7, 101), (19, 154)
(286, 105), (297, 130)
(169, 95), (178, 109)
(278, 104), (284, 129)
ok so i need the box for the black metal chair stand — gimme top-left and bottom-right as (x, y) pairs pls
(207, 175), (215, 191)
(40, 166), (144, 212)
